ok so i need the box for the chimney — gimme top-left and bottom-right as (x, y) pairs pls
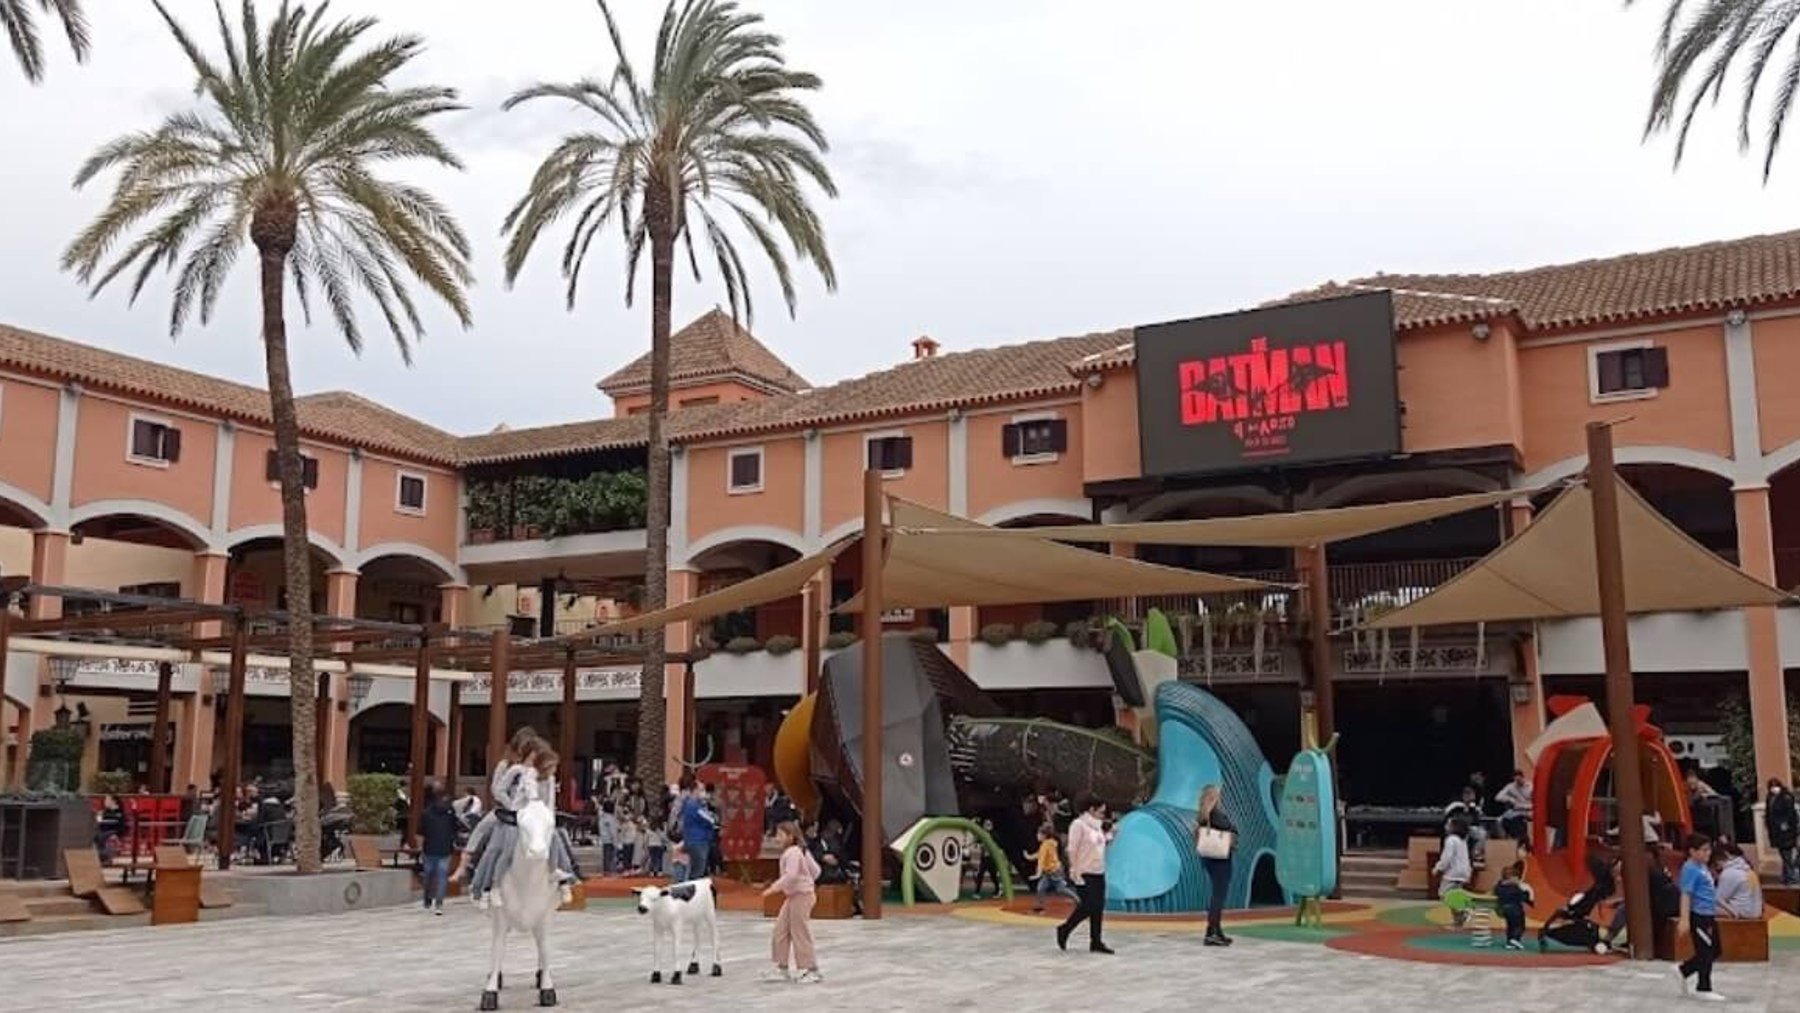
(911, 335), (940, 360)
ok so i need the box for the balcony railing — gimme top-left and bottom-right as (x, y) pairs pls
(1118, 557), (1482, 627)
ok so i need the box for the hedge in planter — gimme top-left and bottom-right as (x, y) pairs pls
(724, 636), (763, 655)
(765, 635), (800, 656)
(1021, 620), (1060, 645)
(978, 623), (1016, 647)
(25, 726), (84, 794)
(348, 772), (402, 835)
(89, 769), (137, 797)
(824, 632), (858, 650)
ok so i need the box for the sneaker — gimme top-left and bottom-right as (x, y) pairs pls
(758, 968), (790, 984)
(1676, 967), (1690, 996)
(1056, 924), (1070, 951)
(434, 908), (444, 917)
(1089, 942), (1115, 955)
(473, 894), (490, 911)
(1203, 935), (1228, 948)
(559, 885), (574, 906)
(795, 970), (824, 985)
(1504, 939), (1524, 951)
(1692, 992), (1726, 1003)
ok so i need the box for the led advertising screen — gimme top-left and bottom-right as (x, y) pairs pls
(1134, 290), (1401, 478)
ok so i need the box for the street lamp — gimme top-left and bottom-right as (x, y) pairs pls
(346, 671), (374, 711)
(48, 654), (83, 726)
(212, 663), (233, 701)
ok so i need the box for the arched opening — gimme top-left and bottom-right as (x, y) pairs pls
(692, 539), (805, 647)
(1618, 464), (1736, 560)
(690, 538), (809, 773)
(358, 554), (451, 625)
(224, 537), (336, 612)
(1767, 460), (1800, 590)
(349, 702), (444, 776)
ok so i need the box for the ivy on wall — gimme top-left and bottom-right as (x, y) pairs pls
(466, 470), (648, 538)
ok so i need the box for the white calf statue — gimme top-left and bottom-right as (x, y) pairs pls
(479, 797), (561, 1010)
(634, 879), (723, 985)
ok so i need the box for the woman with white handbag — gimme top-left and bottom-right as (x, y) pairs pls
(1196, 785), (1235, 947)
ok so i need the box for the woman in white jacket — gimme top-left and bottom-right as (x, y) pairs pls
(1055, 797), (1114, 954)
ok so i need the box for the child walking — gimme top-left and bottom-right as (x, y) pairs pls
(1493, 861), (1535, 950)
(645, 819), (668, 877)
(1677, 834), (1726, 1002)
(761, 821), (823, 984)
(1028, 825), (1078, 913)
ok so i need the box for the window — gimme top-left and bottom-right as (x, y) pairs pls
(1002, 416), (1068, 463)
(681, 395), (720, 408)
(727, 447), (763, 493)
(388, 602), (424, 624)
(396, 472), (428, 514)
(1589, 343), (1669, 401)
(127, 415), (182, 466)
(626, 405), (650, 416)
(118, 581), (181, 599)
(265, 449), (320, 490)
(866, 433), (913, 476)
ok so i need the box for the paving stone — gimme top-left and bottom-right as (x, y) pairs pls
(0, 901), (1792, 1011)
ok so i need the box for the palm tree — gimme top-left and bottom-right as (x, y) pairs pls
(1633, 0), (1800, 176)
(63, 0), (472, 872)
(501, 0), (836, 781)
(4, 0), (89, 81)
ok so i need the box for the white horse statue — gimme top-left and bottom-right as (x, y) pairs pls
(479, 794), (561, 1010)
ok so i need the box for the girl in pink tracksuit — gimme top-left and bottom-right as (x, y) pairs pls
(761, 821), (824, 984)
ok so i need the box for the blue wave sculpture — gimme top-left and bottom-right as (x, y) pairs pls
(1106, 680), (1288, 913)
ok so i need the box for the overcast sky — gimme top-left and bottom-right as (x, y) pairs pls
(3, 0), (1798, 436)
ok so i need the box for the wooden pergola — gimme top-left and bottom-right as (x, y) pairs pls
(0, 584), (682, 870)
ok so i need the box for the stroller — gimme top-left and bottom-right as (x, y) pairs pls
(1537, 871), (1614, 954)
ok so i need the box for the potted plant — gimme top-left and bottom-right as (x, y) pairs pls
(89, 769), (136, 797)
(824, 631), (858, 651)
(347, 772), (402, 841)
(907, 627), (940, 644)
(1021, 620), (1059, 645)
(724, 636), (762, 655)
(978, 623), (1016, 647)
(765, 634), (800, 656)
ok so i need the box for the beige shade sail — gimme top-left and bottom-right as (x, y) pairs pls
(892, 487), (1524, 548)
(1366, 482), (1791, 628)
(589, 544), (842, 636)
(839, 499), (1279, 611)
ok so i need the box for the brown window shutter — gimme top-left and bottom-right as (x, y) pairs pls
(1642, 346), (1670, 388)
(265, 449), (280, 481)
(894, 437), (913, 471)
(302, 456), (320, 489)
(1001, 424), (1022, 457)
(163, 427), (182, 463)
(1596, 352), (1624, 394)
(1047, 419), (1069, 453)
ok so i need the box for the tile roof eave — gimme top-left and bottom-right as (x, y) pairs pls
(675, 381), (1086, 444)
(3, 358), (459, 466)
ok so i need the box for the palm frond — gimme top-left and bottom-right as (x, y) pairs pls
(1636, 0), (1800, 178)
(4, 0), (88, 82)
(502, 0), (837, 320)
(66, 0), (473, 343)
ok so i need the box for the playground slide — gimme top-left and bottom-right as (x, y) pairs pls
(1521, 851), (1587, 920)
(1106, 680), (1289, 913)
(945, 716), (1157, 814)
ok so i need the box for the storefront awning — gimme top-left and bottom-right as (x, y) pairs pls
(1365, 483), (1792, 628)
(840, 500), (1278, 611)
(891, 487), (1524, 548)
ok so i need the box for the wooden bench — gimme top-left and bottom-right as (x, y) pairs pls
(63, 849), (145, 916)
(150, 848), (201, 926)
(1668, 916), (1771, 963)
(1765, 884), (1799, 916)
(762, 882), (856, 919)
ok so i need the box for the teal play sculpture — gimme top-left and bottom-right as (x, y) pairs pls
(1276, 719), (1338, 926)
(1106, 679), (1290, 913)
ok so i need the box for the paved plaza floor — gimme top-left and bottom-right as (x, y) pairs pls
(2, 900), (1794, 1011)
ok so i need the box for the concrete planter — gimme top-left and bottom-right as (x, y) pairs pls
(220, 868), (413, 916)
(965, 639), (1111, 691)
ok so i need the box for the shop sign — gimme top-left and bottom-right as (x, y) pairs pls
(99, 722), (174, 743)
(463, 667), (642, 697)
(1134, 290), (1400, 477)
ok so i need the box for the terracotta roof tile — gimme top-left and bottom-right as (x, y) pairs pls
(1076, 229), (1800, 371)
(596, 308), (809, 395)
(462, 328), (1128, 462)
(0, 322), (458, 463)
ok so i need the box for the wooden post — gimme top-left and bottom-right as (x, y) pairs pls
(407, 632), (432, 848)
(1303, 543), (1342, 899)
(560, 647), (578, 811)
(445, 680), (463, 792)
(217, 616), (249, 871)
(0, 600), (15, 787)
(486, 629), (511, 776)
(859, 468), (886, 920)
(802, 578), (823, 695)
(314, 676), (330, 799)
(1587, 421), (1654, 958)
(149, 661), (173, 794)
(682, 659), (698, 763)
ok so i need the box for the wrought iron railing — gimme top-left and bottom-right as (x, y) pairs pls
(1116, 557), (1482, 627)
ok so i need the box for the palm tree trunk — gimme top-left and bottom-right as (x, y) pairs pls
(634, 188), (676, 783)
(254, 208), (322, 874)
